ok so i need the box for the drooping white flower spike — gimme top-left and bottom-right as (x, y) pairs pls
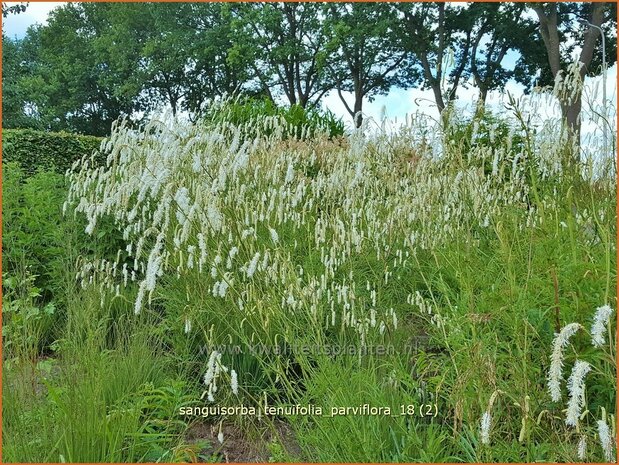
(548, 323), (582, 402)
(230, 369), (239, 395)
(479, 390), (502, 446)
(480, 411), (492, 445)
(565, 360), (591, 427)
(577, 435), (586, 460)
(597, 418), (615, 462)
(591, 304), (613, 348)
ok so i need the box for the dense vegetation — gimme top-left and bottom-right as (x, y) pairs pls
(2, 96), (616, 461)
(2, 1), (616, 463)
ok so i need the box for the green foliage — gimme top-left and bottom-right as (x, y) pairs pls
(290, 358), (455, 462)
(32, 4), (137, 136)
(2, 272), (57, 360)
(205, 97), (345, 139)
(3, 2), (616, 134)
(2, 162), (126, 359)
(443, 108), (528, 174)
(2, 129), (104, 175)
(2, 163), (73, 305)
(2, 105), (616, 463)
(514, 3), (617, 91)
(2, 2), (27, 17)
(2, 3), (253, 134)
(2, 35), (39, 130)
(323, 3), (414, 126)
(227, 3), (334, 108)
(2, 291), (195, 462)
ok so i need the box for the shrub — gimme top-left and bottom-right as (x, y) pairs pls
(2, 128), (104, 176)
(443, 109), (528, 167)
(203, 96), (345, 140)
(2, 163), (71, 302)
(2, 162), (126, 343)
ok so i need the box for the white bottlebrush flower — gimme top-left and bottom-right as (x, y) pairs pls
(226, 246), (238, 269)
(197, 232), (207, 263)
(187, 245), (196, 269)
(246, 252), (260, 278)
(207, 203), (223, 232)
(134, 281), (147, 315)
(241, 227), (254, 240)
(548, 323), (582, 402)
(217, 431), (224, 444)
(203, 351), (221, 387)
(577, 435), (587, 460)
(565, 360), (591, 427)
(480, 411), (492, 445)
(184, 317), (192, 334)
(591, 304), (613, 348)
(230, 369), (238, 395)
(285, 162), (294, 184)
(174, 187), (191, 223)
(85, 217), (97, 235)
(597, 418), (615, 462)
(491, 153), (499, 177)
(212, 281), (220, 297)
(218, 279), (229, 297)
(269, 227), (279, 244)
(391, 308), (398, 329)
(207, 385), (215, 402)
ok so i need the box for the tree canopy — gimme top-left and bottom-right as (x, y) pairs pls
(2, 2), (615, 136)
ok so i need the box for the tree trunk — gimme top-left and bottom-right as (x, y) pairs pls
(168, 92), (178, 117)
(431, 82), (445, 114)
(533, 3), (606, 144)
(475, 86), (488, 117)
(561, 90), (583, 141)
(353, 87), (363, 128)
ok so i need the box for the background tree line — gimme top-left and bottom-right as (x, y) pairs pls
(2, 2), (616, 136)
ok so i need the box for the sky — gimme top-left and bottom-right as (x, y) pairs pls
(2, 2), (61, 38)
(2, 1), (617, 136)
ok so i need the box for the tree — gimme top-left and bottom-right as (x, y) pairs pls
(2, 3), (39, 129)
(228, 3), (333, 109)
(2, 2), (258, 134)
(468, 3), (533, 109)
(397, 3), (473, 116)
(180, 3), (254, 117)
(515, 2), (617, 138)
(69, 3), (250, 120)
(323, 3), (413, 127)
(22, 3), (138, 135)
(3, 35), (26, 128)
(93, 3), (195, 117)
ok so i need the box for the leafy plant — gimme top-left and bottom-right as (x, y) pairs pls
(204, 96), (345, 139)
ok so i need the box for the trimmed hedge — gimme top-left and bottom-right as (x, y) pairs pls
(2, 128), (104, 175)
